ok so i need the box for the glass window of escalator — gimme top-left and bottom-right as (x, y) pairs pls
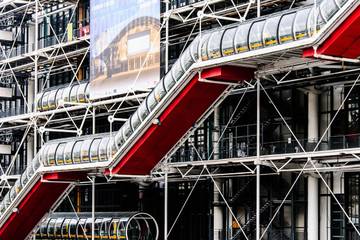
(234, 23), (252, 53)
(221, 27), (237, 56)
(336, 0), (348, 6)
(81, 139), (93, 163)
(47, 143), (59, 166)
(100, 218), (112, 238)
(163, 72), (176, 92)
(69, 219), (78, 238)
(77, 218), (87, 240)
(279, 12), (296, 43)
(64, 141), (75, 164)
(72, 140), (84, 164)
(138, 101), (150, 121)
(308, 7), (325, 36)
(70, 84), (80, 103)
(40, 219), (51, 238)
(94, 219), (102, 238)
(171, 59), (185, 82)
(200, 33), (211, 61)
(90, 138), (101, 162)
(99, 137), (110, 161)
(294, 8), (312, 40)
(154, 80), (166, 103)
(146, 91), (158, 112)
(77, 83), (88, 103)
(62, 86), (72, 103)
(47, 218), (57, 238)
(54, 218), (65, 239)
(109, 219), (120, 239)
(41, 144), (51, 166)
(61, 219), (71, 239)
(249, 20), (265, 50)
(48, 90), (58, 110)
(131, 111), (142, 132)
(36, 92), (44, 111)
(55, 88), (64, 108)
(320, 0), (339, 21)
(263, 16), (281, 47)
(41, 91), (50, 111)
(122, 119), (134, 140)
(180, 47), (194, 71)
(84, 218), (92, 239)
(190, 36), (200, 61)
(107, 138), (118, 158)
(55, 143), (66, 165)
(208, 30), (224, 59)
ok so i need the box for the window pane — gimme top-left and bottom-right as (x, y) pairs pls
(263, 16), (281, 47)
(279, 13), (296, 43)
(235, 23), (251, 53)
(294, 8), (311, 40)
(222, 27), (237, 56)
(208, 30), (224, 59)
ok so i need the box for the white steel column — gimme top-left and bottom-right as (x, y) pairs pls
(256, 79), (261, 240)
(213, 107), (223, 240)
(308, 88), (319, 240)
(34, 0), (39, 154)
(91, 176), (95, 240)
(308, 175), (319, 240)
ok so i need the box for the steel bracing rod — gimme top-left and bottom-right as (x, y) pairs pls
(66, 195), (90, 240)
(256, 80), (260, 240)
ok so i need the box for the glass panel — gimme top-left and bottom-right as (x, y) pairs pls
(146, 91), (158, 112)
(122, 120), (133, 141)
(47, 219), (56, 238)
(200, 33), (211, 61)
(77, 83), (87, 103)
(42, 91), (50, 111)
(47, 143), (59, 166)
(208, 30), (224, 59)
(221, 27), (236, 56)
(163, 72), (176, 92)
(115, 131), (125, 148)
(171, 59), (184, 82)
(180, 47), (194, 71)
(62, 86), (72, 103)
(41, 144), (51, 166)
(62, 219), (71, 238)
(308, 7), (325, 36)
(138, 101), (150, 121)
(107, 138), (118, 160)
(109, 219), (120, 239)
(190, 36), (200, 61)
(131, 111), (142, 131)
(320, 0), (339, 21)
(336, 0), (348, 6)
(72, 141), (83, 164)
(100, 218), (112, 238)
(279, 12), (296, 43)
(94, 219), (102, 237)
(77, 218), (87, 239)
(99, 137), (110, 161)
(69, 219), (78, 238)
(40, 219), (51, 238)
(55, 88), (64, 108)
(36, 93), (44, 111)
(70, 84), (80, 103)
(263, 16), (281, 47)
(294, 8), (311, 40)
(249, 21), (265, 50)
(54, 218), (64, 238)
(85, 83), (90, 100)
(48, 90), (57, 110)
(90, 138), (101, 162)
(55, 143), (66, 165)
(235, 23), (251, 53)
(154, 80), (166, 103)
(81, 139), (93, 163)
(64, 141), (75, 164)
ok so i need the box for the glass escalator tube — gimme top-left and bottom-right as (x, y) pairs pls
(47, 142), (59, 166)
(208, 30), (225, 59)
(62, 85), (72, 105)
(99, 137), (110, 162)
(190, 36), (200, 61)
(146, 90), (158, 112)
(9, 183), (17, 202)
(163, 71), (176, 92)
(154, 77), (167, 103)
(84, 218), (93, 239)
(122, 119), (133, 142)
(100, 218), (112, 239)
(36, 92), (44, 111)
(109, 219), (120, 239)
(234, 23), (252, 53)
(107, 137), (118, 159)
(72, 140), (84, 164)
(61, 218), (72, 239)
(55, 87), (64, 109)
(171, 57), (185, 82)
(85, 83), (90, 101)
(47, 218), (56, 238)
(77, 83), (88, 103)
(41, 144), (51, 167)
(221, 27), (237, 56)
(249, 20), (266, 50)
(308, 6), (325, 36)
(90, 138), (102, 162)
(336, 0), (349, 6)
(180, 47), (195, 71)
(94, 218), (103, 239)
(69, 219), (78, 238)
(320, 0), (340, 21)
(70, 84), (80, 103)
(64, 141), (75, 165)
(55, 142), (66, 165)
(41, 91), (50, 111)
(39, 218), (51, 239)
(54, 217), (65, 239)
(115, 129), (125, 150)
(77, 218), (87, 240)
(81, 139), (94, 163)
(137, 100), (150, 124)
(294, 8), (312, 40)
(130, 110), (143, 133)
(279, 12), (296, 43)
(48, 89), (58, 110)
(200, 33), (211, 61)
(263, 16), (281, 47)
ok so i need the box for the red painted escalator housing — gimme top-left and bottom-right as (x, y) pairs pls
(107, 66), (254, 175)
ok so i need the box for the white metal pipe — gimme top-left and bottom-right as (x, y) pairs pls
(307, 175), (319, 240)
(256, 79), (261, 240)
(92, 176), (95, 240)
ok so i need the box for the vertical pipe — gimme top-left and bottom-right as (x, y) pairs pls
(256, 79), (261, 240)
(92, 176), (95, 240)
(257, 0), (261, 17)
(164, 168), (168, 240)
(34, 0), (39, 155)
(92, 107), (96, 134)
(165, 0), (169, 73)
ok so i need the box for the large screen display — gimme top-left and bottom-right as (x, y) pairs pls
(89, 0), (160, 100)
